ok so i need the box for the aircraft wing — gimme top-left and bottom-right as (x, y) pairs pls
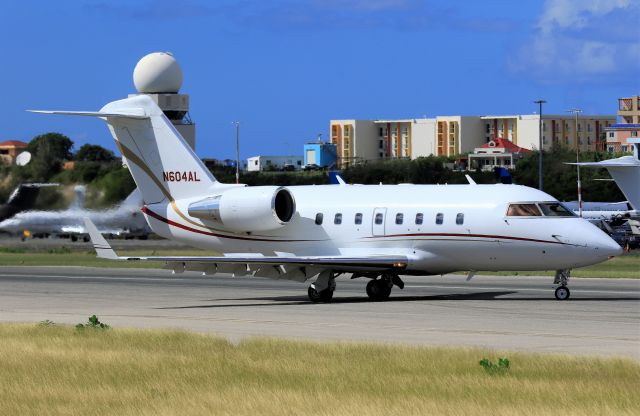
(84, 219), (407, 282)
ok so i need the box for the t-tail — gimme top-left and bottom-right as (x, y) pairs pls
(30, 95), (219, 205)
(571, 155), (640, 211)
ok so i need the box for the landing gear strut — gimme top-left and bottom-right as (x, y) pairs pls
(553, 269), (571, 300)
(308, 271), (336, 303)
(366, 273), (403, 301)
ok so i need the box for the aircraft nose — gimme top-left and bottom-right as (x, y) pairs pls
(595, 234), (624, 257)
(585, 225), (623, 257)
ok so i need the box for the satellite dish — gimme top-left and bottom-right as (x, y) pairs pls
(15, 151), (32, 166)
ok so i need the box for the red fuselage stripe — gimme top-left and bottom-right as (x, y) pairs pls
(142, 207), (565, 246)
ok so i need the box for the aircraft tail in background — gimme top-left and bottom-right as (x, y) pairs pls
(571, 156), (640, 211)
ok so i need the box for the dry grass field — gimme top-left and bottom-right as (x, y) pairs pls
(0, 324), (638, 415)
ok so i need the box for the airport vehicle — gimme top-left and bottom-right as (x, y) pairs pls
(0, 188), (150, 240)
(0, 183), (57, 223)
(34, 95), (622, 301)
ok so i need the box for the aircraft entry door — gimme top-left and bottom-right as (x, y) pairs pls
(372, 207), (387, 236)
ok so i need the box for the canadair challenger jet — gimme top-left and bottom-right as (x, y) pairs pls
(32, 95), (622, 302)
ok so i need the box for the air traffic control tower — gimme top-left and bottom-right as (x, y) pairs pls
(129, 52), (196, 150)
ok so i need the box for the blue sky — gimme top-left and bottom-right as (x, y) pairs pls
(1, 0), (638, 160)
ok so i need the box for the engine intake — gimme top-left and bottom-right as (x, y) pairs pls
(188, 186), (296, 232)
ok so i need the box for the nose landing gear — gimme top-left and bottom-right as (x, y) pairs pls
(554, 269), (571, 300)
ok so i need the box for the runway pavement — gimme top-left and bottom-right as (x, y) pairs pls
(0, 266), (638, 359)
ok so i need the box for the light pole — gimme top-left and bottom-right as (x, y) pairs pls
(567, 108), (583, 217)
(233, 121), (240, 184)
(533, 99), (546, 191)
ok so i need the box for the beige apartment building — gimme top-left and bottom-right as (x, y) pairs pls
(605, 95), (640, 153)
(330, 113), (615, 166)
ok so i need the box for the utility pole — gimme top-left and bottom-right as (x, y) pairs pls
(233, 121), (240, 184)
(533, 99), (546, 191)
(567, 108), (583, 217)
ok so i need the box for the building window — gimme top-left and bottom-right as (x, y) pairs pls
(379, 140), (384, 149)
(587, 137), (591, 145)
(622, 146), (628, 152)
(355, 213), (362, 225)
(436, 213), (444, 225)
(607, 146), (614, 153)
(415, 213), (423, 225)
(254, 160), (258, 166)
(334, 213), (342, 225)
(456, 213), (464, 225)
(379, 127), (383, 137)
(609, 132), (615, 138)
(632, 131), (638, 137)
(395, 213), (403, 225)
(587, 124), (592, 132)
(315, 213), (323, 225)
(375, 213), (383, 225)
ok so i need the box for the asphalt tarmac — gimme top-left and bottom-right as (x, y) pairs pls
(0, 266), (638, 359)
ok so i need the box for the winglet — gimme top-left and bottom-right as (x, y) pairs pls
(83, 218), (119, 260)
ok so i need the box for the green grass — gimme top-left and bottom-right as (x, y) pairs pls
(0, 323), (638, 415)
(0, 250), (637, 278)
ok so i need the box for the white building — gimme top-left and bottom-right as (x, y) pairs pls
(246, 155), (303, 172)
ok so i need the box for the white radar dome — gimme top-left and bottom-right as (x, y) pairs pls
(133, 52), (183, 93)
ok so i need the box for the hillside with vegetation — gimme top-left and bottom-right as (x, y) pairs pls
(0, 133), (627, 208)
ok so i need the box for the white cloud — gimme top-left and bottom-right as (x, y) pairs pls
(538, 0), (631, 33)
(511, 0), (640, 82)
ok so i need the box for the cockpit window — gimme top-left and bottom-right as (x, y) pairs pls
(506, 204), (542, 217)
(538, 202), (575, 217)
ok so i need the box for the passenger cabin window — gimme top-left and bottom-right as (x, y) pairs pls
(538, 203), (575, 217)
(435, 213), (444, 225)
(395, 213), (404, 225)
(415, 213), (423, 225)
(355, 213), (363, 225)
(315, 213), (323, 225)
(375, 213), (383, 225)
(506, 204), (542, 217)
(456, 213), (464, 225)
(334, 213), (342, 224)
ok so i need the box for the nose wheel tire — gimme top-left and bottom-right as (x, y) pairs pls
(554, 286), (570, 301)
(308, 285), (334, 303)
(366, 279), (392, 301)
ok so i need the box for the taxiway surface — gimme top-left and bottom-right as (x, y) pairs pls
(0, 266), (638, 359)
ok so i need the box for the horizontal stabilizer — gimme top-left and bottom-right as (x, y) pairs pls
(27, 109), (149, 119)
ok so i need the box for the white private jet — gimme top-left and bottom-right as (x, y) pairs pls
(32, 95), (622, 301)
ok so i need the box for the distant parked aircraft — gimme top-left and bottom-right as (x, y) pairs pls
(0, 183), (57, 223)
(0, 189), (150, 240)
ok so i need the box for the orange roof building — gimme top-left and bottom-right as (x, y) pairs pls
(0, 140), (28, 165)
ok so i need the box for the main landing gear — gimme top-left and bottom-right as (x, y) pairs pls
(366, 273), (404, 301)
(554, 269), (571, 300)
(308, 271), (336, 303)
(307, 272), (405, 303)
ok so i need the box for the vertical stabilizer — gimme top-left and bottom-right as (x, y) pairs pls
(98, 95), (218, 204)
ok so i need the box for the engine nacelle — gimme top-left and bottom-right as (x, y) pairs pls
(187, 186), (296, 232)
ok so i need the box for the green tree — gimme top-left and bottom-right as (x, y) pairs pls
(75, 144), (115, 162)
(26, 132), (74, 181)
